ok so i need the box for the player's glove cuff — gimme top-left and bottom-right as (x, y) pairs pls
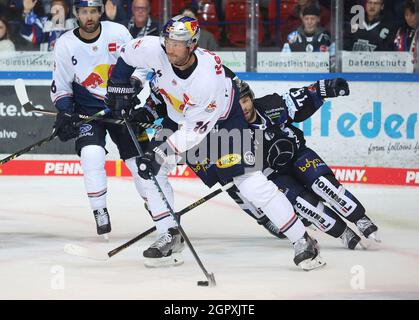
(136, 140), (177, 180)
(315, 78), (350, 98)
(105, 79), (136, 118)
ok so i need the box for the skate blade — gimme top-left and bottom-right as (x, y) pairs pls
(102, 234), (110, 241)
(144, 252), (184, 268)
(298, 255), (326, 271)
(64, 243), (109, 261)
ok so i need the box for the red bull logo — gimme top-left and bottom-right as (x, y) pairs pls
(81, 64), (114, 89)
(185, 20), (198, 36)
(160, 89), (192, 113)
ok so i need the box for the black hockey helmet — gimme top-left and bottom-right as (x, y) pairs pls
(237, 79), (255, 100)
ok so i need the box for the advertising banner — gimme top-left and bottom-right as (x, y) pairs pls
(1, 79), (418, 187)
(342, 51), (414, 73)
(1, 160), (418, 186)
(249, 81), (419, 170)
(257, 52), (330, 73)
(0, 52), (54, 71)
(0, 85), (74, 154)
(216, 52), (330, 73)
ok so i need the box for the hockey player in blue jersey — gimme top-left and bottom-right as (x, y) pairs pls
(231, 78), (381, 248)
(138, 72), (380, 250)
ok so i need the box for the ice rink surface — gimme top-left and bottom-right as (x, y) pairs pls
(1, 176), (418, 300)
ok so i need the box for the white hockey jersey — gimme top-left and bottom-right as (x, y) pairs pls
(51, 21), (138, 111)
(120, 36), (235, 154)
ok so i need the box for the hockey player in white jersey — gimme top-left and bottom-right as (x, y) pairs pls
(51, 0), (152, 238)
(106, 15), (326, 271)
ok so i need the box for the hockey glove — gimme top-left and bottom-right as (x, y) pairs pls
(105, 79), (138, 118)
(54, 111), (80, 142)
(128, 102), (159, 124)
(315, 78), (350, 98)
(136, 140), (168, 180)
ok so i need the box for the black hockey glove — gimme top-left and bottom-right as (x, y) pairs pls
(128, 101), (159, 124)
(54, 111), (80, 142)
(136, 140), (172, 180)
(314, 78), (350, 98)
(105, 79), (138, 118)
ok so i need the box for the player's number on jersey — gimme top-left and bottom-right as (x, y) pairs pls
(71, 56), (77, 66)
(194, 121), (210, 134)
(291, 89), (308, 107)
(51, 80), (57, 93)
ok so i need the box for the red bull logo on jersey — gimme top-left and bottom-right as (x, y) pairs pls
(81, 64), (115, 89)
(159, 90), (194, 113)
(133, 39), (143, 49)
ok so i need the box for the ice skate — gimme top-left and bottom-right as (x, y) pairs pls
(93, 208), (111, 238)
(143, 227), (185, 268)
(293, 233), (326, 271)
(356, 217), (381, 249)
(340, 226), (363, 250)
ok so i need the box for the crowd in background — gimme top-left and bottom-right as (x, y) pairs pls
(0, 0), (417, 54)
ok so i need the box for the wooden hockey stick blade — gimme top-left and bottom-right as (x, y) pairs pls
(63, 243), (109, 261)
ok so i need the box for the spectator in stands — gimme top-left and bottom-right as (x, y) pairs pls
(278, 0), (330, 47)
(282, 4), (331, 52)
(344, 0), (397, 51)
(0, 16), (16, 51)
(394, 0), (417, 53)
(20, 0), (76, 51)
(128, 0), (158, 38)
(102, 0), (129, 26)
(181, 6), (219, 51)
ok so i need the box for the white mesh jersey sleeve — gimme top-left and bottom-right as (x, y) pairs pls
(119, 36), (163, 70)
(50, 32), (74, 110)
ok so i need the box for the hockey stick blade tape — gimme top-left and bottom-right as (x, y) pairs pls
(14, 79), (30, 105)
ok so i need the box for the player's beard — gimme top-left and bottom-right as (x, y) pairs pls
(79, 19), (100, 34)
(243, 106), (256, 122)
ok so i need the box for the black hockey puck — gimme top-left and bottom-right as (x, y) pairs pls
(197, 281), (209, 286)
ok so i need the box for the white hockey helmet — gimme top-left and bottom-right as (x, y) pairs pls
(160, 15), (200, 48)
(73, 0), (104, 17)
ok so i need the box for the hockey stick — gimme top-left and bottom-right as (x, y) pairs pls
(122, 111), (217, 287)
(14, 79), (162, 130)
(64, 181), (234, 261)
(0, 109), (108, 166)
